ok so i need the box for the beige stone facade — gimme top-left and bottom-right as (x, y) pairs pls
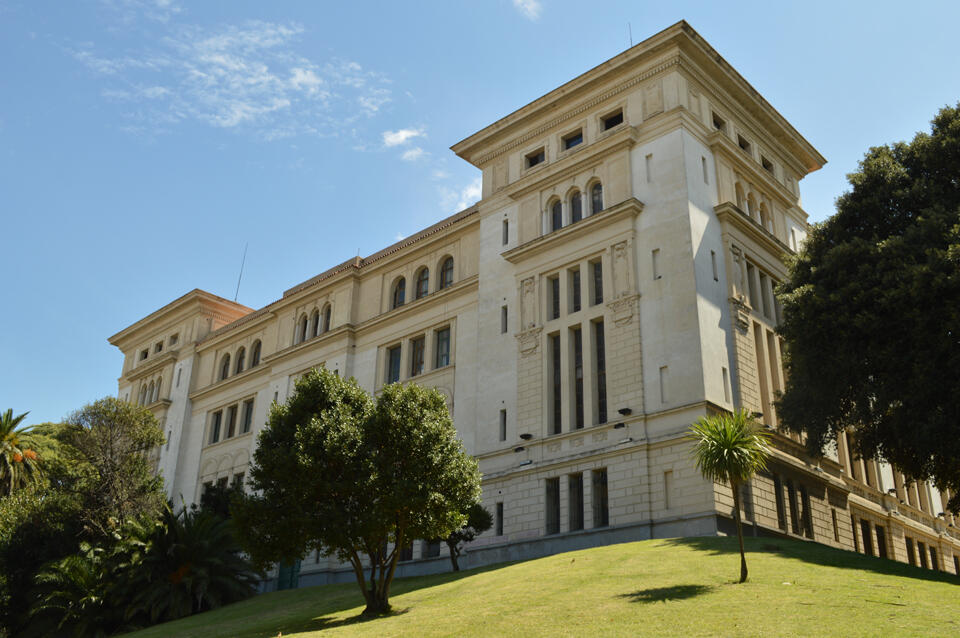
(108, 21), (960, 584)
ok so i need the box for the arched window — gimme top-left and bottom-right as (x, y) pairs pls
(439, 257), (454, 290)
(759, 203), (771, 232)
(551, 200), (563, 232)
(154, 378), (161, 403)
(323, 305), (332, 333)
(251, 340), (262, 367)
(570, 190), (582, 223)
(591, 182), (603, 214)
(735, 183), (745, 209)
(138, 385), (147, 405)
(220, 354), (231, 381)
(415, 268), (429, 299)
(147, 381), (155, 403)
(235, 347), (246, 374)
(298, 314), (308, 344)
(392, 278), (406, 309)
(310, 309), (320, 338)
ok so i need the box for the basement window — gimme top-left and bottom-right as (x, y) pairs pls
(602, 110), (624, 130)
(562, 129), (583, 150)
(525, 148), (545, 168)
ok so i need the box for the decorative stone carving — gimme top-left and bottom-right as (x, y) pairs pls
(731, 245), (746, 300)
(571, 436), (584, 448)
(516, 326), (543, 357)
(612, 240), (632, 298)
(520, 277), (537, 330)
(592, 431), (608, 443)
(730, 296), (750, 333)
(547, 442), (561, 453)
(607, 293), (639, 327)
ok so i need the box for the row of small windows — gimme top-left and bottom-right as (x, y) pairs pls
(525, 109), (624, 169)
(547, 182), (604, 233)
(384, 326), (452, 384)
(295, 304), (333, 345)
(207, 398), (255, 445)
(544, 469), (609, 535)
(391, 257), (455, 310)
(712, 111), (787, 189)
(548, 320), (608, 433)
(735, 182), (776, 236)
(137, 377), (162, 406)
(138, 333), (179, 362)
(219, 340), (263, 382)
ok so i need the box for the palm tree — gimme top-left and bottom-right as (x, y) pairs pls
(0, 409), (43, 495)
(690, 409), (771, 583)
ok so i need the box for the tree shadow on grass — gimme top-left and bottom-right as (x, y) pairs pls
(618, 584), (714, 604)
(661, 535), (960, 586)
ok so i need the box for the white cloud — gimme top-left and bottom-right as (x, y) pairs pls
(432, 169), (450, 180)
(439, 176), (482, 213)
(513, 0), (542, 20)
(401, 147), (425, 161)
(382, 127), (423, 147)
(69, 20), (392, 139)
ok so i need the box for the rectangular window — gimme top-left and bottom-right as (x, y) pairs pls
(232, 472), (245, 487)
(929, 546), (938, 571)
(226, 404), (237, 438)
(216, 476), (228, 489)
(652, 249), (661, 280)
(501, 305), (508, 334)
(800, 485), (813, 538)
(410, 336), (425, 377)
(645, 154), (653, 183)
(550, 334), (562, 435)
(140, 349), (149, 361)
(423, 539), (441, 558)
(774, 476), (787, 531)
(495, 502), (504, 536)
(595, 321), (607, 424)
(851, 515), (860, 552)
(722, 367), (731, 403)
(602, 110), (623, 130)
(711, 250), (718, 281)
(860, 519), (874, 556)
(169, 333), (179, 346)
(905, 537), (916, 566)
(526, 148), (545, 168)
(502, 219), (509, 245)
(562, 129), (583, 150)
(592, 469), (609, 527)
(712, 112), (726, 132)
(435, 328), (451, 368)
(154, 341), (163, 353)
(737, 134), (751, 154)
(499, 409), (507, 442)
(787, 480), (800, 535)
(209, 410), (222, 444)
(545, 478), (560, 535)
(832, 508), (840, 542)
(572, 327), (583, 430)
(876, 525), (888, 559)
(919, 541), (928, 568)
(759, 273), (773, 319)
(592, 261), (603, 305)
(386, 345), (402, 383)
(569, 473), (584, 531)
(242, 399), (254, 434)
(664, 470), (673, 509)
(550, 276), (560, 320)
(570, 268), (581, 313)
(761, 156), (774, 174)
(702, 156), (709, 184)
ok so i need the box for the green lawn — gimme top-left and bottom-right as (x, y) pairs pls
(123, 536), (960, 638)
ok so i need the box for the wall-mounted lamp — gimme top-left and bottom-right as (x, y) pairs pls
(518, 459), (533, 467)
(613, 422), (626, 429)
(513, 446), (525, 453)
(519, 433), (533, 440)
(813, 466), (824, 473)
(617, 407), (632, 416)
(618, 437), (633, 445)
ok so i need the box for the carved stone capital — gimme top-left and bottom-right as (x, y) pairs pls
(516, 326), (543, 357)
(729, 296), (750, 332)
(607, 293), (640, 326)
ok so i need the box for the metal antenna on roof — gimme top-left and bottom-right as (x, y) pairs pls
(628, 22), (633, 47)
(234, 242), (248, 303)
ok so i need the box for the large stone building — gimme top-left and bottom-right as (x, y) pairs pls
(109, 21), (960, 584)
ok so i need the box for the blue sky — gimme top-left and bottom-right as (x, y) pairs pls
(2, 0), (958, 425)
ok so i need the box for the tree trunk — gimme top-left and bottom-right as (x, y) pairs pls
(732, 481), (748, 583)
(447, 540), (460, 571)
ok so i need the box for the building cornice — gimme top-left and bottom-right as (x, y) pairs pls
(501, 198), (644, 264)
(123, 351), (179, 382)
(715, 202), (793, 262)
(707, 131), (803, 215)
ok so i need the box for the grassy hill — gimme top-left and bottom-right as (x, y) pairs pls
(123, 536), (959, 638)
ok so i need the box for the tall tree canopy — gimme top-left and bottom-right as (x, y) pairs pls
(778, 104), (960, 511)
(234, 367), (481, 615)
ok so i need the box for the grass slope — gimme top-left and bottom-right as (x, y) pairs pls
(124, 537), (959, 638)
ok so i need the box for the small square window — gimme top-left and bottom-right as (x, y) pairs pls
(761, 156), (774, 174)
(712, 112), (726, 132)
(169, 333), (179, 346)
(602, 110), (623, 130)
(140, 349), (149, 361)
(737, 135), (751, 154)
(525, 148), (545, 168)
(562, 129), (583, 150)
(154, 341), (163, 353)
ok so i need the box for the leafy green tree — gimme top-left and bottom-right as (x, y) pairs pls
(123, 508), (260, 624)
(777, 104), (960, 511)
(690, 410), (770, 583)
(0, 409), (44, 495)
(443, 502), (492, 572)
(61, 398), (166, 537)
(234, 368), (481, 615)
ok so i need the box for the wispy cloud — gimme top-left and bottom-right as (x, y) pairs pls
(382, 127), (424, 147)
(69, 20), (393, 139)
(439, 176), (482, 213)
(513, 0), (542, 20)
(401, 147), (425, 161)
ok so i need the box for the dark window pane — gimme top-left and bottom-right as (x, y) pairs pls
(572, 269), (581, 312)
(440, 258), (454, 289)
(435, 328), (450, 368)
(569, 473), (584, 531)
(564, 131), (583, 149)
(591, 183), (603, 214)
(571, 192), (582, 223)
(603, 111), (623, 130)
(387, 346), (402, 383)
(551, 335), (561, 434)
(592, 469), (609, 527)
(573, 327), (583, 429)
(411, 337), (425, 376)
(545, 478), (560, 534)
(416, 269), (429, 299)
(551, 277), (560, 320)
(593, 262), (603, 305)
(551, 201), (562, 231)
(596, 321), (607, 424)
(393, 279), (406, 308)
